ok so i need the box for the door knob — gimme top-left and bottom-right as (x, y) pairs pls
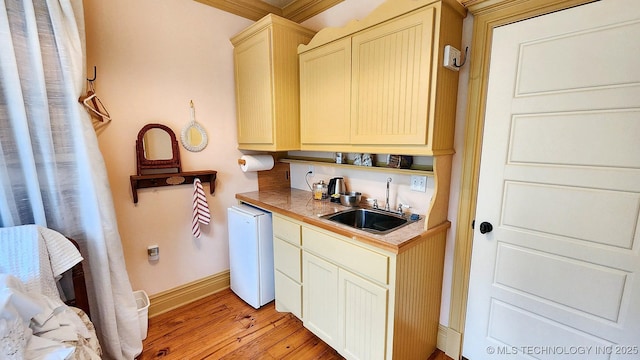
(479, 222), (493, 234)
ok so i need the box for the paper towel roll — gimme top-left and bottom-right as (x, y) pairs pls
(239, 155), (274, 172)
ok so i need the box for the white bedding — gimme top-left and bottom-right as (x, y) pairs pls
(0, 226), (101, 360)
(0, 225), (83, 300)
(0, 275), (102, 359)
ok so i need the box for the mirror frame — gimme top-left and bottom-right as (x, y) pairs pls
(180, 121), (208, 152)
(136, 123), (181, 175)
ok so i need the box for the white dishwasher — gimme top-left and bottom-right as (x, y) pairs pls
(227, 204), (275, 309)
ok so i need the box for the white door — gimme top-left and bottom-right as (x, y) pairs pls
(464, 1), (640, 359)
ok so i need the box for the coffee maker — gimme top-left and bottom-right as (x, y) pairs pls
(328, 177), (346, 203)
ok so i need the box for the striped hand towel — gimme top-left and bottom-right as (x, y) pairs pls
(192, 178), (211, 238)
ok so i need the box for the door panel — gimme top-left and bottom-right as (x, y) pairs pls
(339, 269), (387, 360)
(501, 182), (639, 248)
(514, 21), (640, 96)
(234, 29), (273, 144)
(350, 8), (434, 145)
(488, 300), (613, 360)
(303, 252), (339, 347)
(508, 110), (640, 168)
(464, 1), (640, 358)
(494, 243), (627, 322)
(274, 270), (302, 318)
(299, 38), (351, 145)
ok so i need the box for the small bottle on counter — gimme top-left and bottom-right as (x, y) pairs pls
(313, 180), (328, 200)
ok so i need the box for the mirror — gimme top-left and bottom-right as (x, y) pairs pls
(181, 100), (208, 152)
(143, 128), (173, 160)
(181, 122), (208, 152)
(136, 124), (181, 175)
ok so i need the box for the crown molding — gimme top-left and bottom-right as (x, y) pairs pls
(282, 0), (344, 22)
(194, 0), (344, 22)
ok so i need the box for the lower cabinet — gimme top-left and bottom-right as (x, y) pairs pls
(303, 251), (388, 359)
(272, 215), (302, 318)
(338, 267), (388, 360)
(303, 252), (339, 347)
(273, 240), (302, 318)
(273, 213), (447, 360)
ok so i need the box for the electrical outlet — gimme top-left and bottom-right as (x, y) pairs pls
(308, 165), (314, 175)
(147, 245), (159, 261)
(410, 175), (427, 192)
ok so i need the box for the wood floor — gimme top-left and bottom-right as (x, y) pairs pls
(139, 288), (452, 360)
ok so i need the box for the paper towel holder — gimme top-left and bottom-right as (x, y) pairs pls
(238, 159), (246, 166)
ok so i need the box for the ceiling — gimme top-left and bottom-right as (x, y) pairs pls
(194, 0), (344, 23)
(262, 0), (297, 7)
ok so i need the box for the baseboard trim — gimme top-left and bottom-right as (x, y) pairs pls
(445, 327), (462, 360)
(437, 324), (463, 360)
(148, 270), (230, 318)
(437, 324), (448, 352)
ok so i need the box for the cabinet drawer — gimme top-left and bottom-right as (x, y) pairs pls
(273, 215), (301, 245)
(274, 237), (301, 282)
(303, 227), (389, 285)
(275, 270), (302, 319)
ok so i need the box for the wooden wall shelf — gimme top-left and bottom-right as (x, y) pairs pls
(280, 158), (434, 176)
(130, 170), (217, 203)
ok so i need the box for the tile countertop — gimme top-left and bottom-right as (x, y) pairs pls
(235, 188), (450, 254)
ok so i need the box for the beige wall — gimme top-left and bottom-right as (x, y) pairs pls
(84, 0), (254, 295)
(82, 0), (389, 297)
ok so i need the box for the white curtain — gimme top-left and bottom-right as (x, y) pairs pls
(0, 1), (142, 359)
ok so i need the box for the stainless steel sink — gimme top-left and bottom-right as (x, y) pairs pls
(321, 208), (417, 234)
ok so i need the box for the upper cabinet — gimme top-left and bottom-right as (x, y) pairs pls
(232, 14), (315, 151)
(298, 0), (466, 156)
(351, 8), (435, 146)
(299, 37), (352, 145)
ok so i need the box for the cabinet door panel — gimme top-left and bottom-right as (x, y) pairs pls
(274, 270), (302, 319)
(274, 237), (301, 282)
(351, 8), (435, 145)
(234, 30), (274, 145)
(300, 38), (351, 145)
(303, 227), (389, 285)
(273, 215), (301, 245)
(303, 252), (339, 347)
(339, 269), (388, 360)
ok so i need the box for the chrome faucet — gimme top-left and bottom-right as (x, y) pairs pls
(385, 177), (392, 211)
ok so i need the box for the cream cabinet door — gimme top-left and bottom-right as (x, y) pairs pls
(351, 7), (435, 145)
(273, 215), (302, 318)
(303, 251), (339, 348)
(339, 269), (388, 360)
(233, 15), (314, 151)
(299, 37), (352, 145)
(274, 271), (302, 318)
(234, 29), (274, 146)
(273, 238), (302, 318)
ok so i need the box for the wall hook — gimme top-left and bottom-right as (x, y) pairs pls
(87, 66), (97, 82)
(453, 47), (469, 68)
